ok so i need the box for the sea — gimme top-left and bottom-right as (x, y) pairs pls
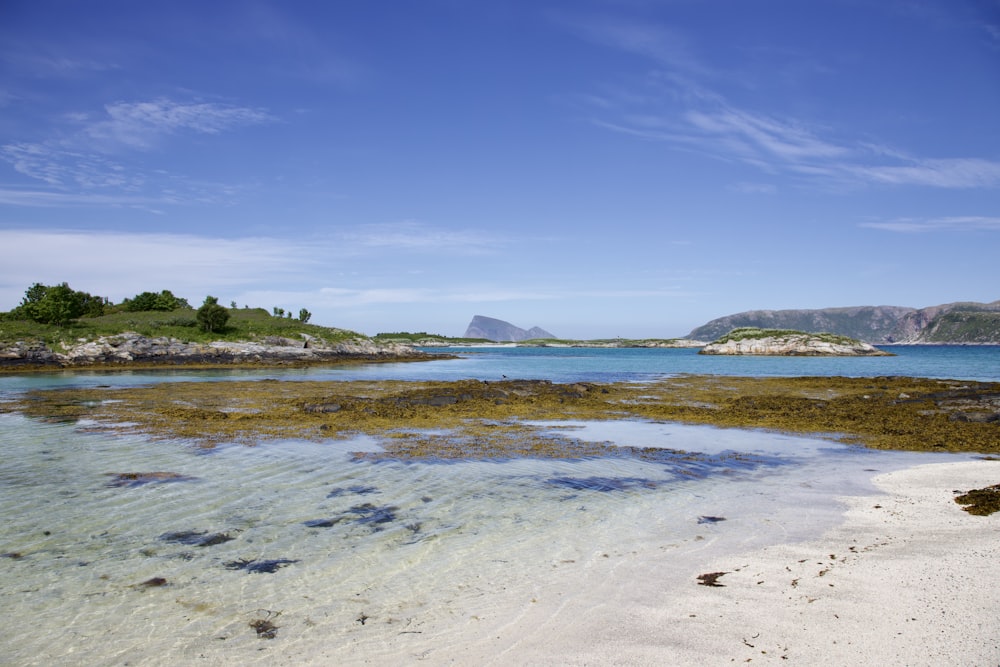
(0, 345), (997, 665)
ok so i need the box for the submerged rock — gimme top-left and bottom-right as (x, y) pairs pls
(106, 472), (196, 488)
(546, 476), (659, 492)
(159, 530), (235, 547)
(224, 558), (298, 574)
(350, 503), (399, 527)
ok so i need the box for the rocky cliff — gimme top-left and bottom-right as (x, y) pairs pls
(687, 301), (1000, 344)
(464, 316), (555, 342)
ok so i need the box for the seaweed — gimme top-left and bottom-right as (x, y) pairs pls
(326, 484), (379, 498)
(224, 558), (298, 574)
(954, 484), (1000, 516)
(137, 577), (168, 588)
(10, 375), (1000, 458)
(303, 518), (343, 528)
(697, 571), (728, 587)
(159, 530), (235, 547)
(350, 503), (398, 526)
(249, 610), (281, 639)
(546, 476), (659, 492)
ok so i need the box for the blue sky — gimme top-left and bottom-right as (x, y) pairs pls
(1, 1), (998, 338)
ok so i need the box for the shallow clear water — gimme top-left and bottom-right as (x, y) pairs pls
(0, 346), (995, 664)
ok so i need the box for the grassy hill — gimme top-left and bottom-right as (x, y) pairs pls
(0, 307), (367, 349)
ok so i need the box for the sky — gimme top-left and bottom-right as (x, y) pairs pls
(1, 0), (999, 339)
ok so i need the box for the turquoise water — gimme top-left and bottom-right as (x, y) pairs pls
(0, 346), (995, 665)
(3, 345), (997, 395)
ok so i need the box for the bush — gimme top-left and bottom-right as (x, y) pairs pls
(196, 296), (230, 333)
(123, 290), (190, 312)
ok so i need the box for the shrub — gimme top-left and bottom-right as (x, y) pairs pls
(196, 296), (230, 333)
(123, 290), (190, 312)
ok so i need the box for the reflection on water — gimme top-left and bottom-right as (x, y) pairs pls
(0, 411), (968, 665)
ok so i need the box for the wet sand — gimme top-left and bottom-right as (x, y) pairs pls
(425, 459), (1000, 666)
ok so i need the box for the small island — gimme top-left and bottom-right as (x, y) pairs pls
(0, 282), (434, 371)
(699, 327), (893, 356)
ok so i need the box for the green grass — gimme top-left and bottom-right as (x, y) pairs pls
(713, 327), (860, 345)
(0, 307), (367, 348)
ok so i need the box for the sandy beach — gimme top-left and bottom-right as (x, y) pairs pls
(473, 459), (1000, 666)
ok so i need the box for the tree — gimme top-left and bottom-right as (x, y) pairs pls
(13, 282), (106, 325)
(123, 289), (189, 312)
(196, 296), (229, 333)
(298, 308), (312, 323)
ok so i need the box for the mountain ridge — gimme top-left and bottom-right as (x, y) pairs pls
(686, 300), (1000, 344)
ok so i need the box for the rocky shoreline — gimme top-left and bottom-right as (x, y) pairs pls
(0, 332), (435, 371)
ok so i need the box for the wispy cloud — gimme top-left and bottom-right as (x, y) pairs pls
(569, 16), (1000, 190)
(860, 216), (1000, 233)
(0, 97), (274, 208)
(728, 181), (777, 195)
(846, 158), (1000, 189)
(556, 13), (712, 78)
(1, 143), (142, 189)
(590, 90), (1000, 190)
(4, 49), (121, 78)
(82, 98), (274, 151)
(336, 221), (502, 255)
(684, 108), (849, 162)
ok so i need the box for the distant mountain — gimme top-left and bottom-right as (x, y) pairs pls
(686, 301), (1000, 344)
(464, 315), (555, 342)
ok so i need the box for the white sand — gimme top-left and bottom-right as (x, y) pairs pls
(362, 459), (997, 666)
(477, 459), (1000, 666)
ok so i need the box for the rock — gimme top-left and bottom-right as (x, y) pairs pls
(0, 332), (427, 369)
(699, 328), (893, 356)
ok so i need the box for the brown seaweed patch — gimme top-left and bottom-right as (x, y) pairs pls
(106, 472), (196, 488)
(954, 484), (1000, 516)
(6, 376), (1000, 457)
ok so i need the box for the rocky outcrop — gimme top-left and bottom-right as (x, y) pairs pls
(464, 315), (555, 342)
(687, 300), (1000, 344)
(0, 332), (424, 369)
(699, 329), (892, 356)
